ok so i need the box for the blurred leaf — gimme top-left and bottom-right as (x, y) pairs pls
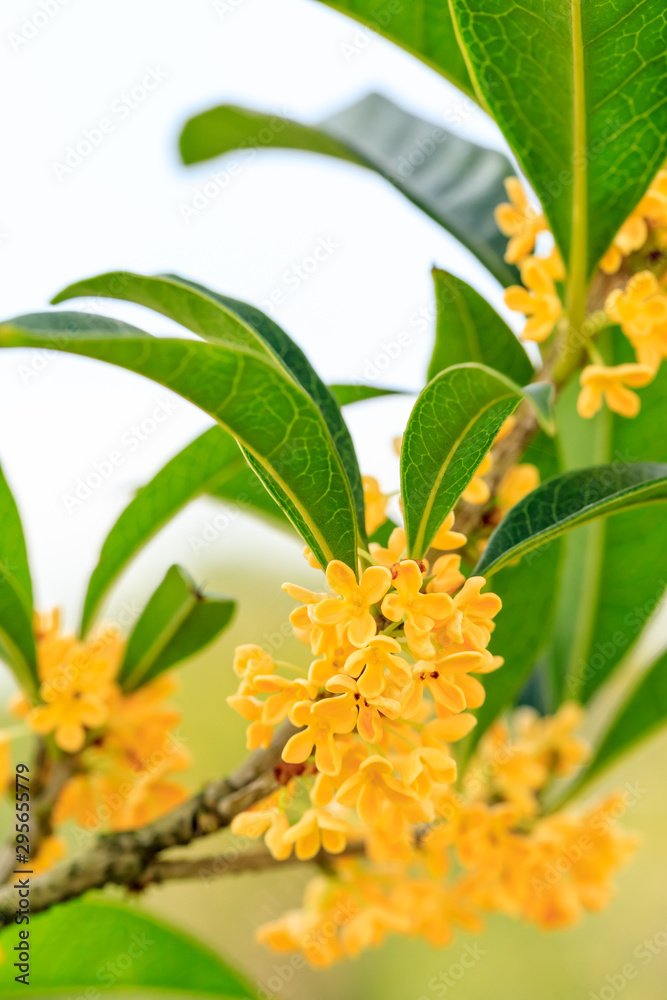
(180, 94), (517, 286)
(428, 269), (533, 383)
(476, 462), (667, 577)
(0, 313), (360, 571)
(579, 331), (667, 702)
(310, 2), (475, 98)
(450, 0), (667, 274)
(0, 899), (254, 997)
(81, 426), (287, 635)
(0, 463), (36, 695)
(401, 363), (547, 558)
(563, 648), (667, 802)
(119, 565), (235, 692)
(329, 383), (403, 405)
(54, 271), (366, 546)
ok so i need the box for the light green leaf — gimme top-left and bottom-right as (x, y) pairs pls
(180, 94), (518, 286)
(428, 268), (533, 383)
(119, 564), (235, 691)
(450, 0), (667, 275)
(312, 1), (475, 98)
(401, 363), (550, 558)
(53, 271), (366, 544)
(566, 647), (667, 800)
(476, 462), (667, 577)
(0, 464), (37, 695)
(81, 426), (287, 635)
(0, 312), (360, 571)
(0, 899), (254, 997)
(329, 383), (403, 406)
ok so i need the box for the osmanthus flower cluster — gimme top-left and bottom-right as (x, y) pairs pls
(497, 170), (667, 420)
(4, 611), (190, 853)
(226, 518), (636, 964)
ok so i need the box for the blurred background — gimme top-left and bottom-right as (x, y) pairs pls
(1, 0), (666, 997)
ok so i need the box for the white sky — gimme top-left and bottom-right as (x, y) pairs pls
(0, 0), (518, 643)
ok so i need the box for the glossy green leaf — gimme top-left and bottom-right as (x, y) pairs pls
(0, 899), (253, 997)
(312, 1), (474, 98)
(0, 464), (37, 695)
(401, 363), (550, 558)
(329, 383), (403, 406)
(566, 648), (667, 799)
(0, 312), (360, 571)
(462, 432), (561, 756)
(428, 268), (533, 383)
(577, 331), (667, 702)
(119, 565), (235, 691)
(81, 425), (287, 635)
(476, 462), (667, 577)
(53, 271), (366, 544)
(450, 0), (667, 275)
(180, 94), (518, 286)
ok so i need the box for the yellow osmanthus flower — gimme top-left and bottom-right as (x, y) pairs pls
(251, 675), (318, 725)
(32, 836), (66, 874)
(504, 256), (563, 343)
(577, 363), (654, 418)
(282, 807), (350, 859)
(494, 177), (547, 263)
(336, 755), (418, 826)
(496, 463), (540, 513)
(231, 807), (292, 860)
(606, 270), (667, 372)
(369, 526), (406, 568)
(440, 576), (503, 652)
(426, 554), (465, 595)
(431, 511), (467, 550)
(600, 169), (667, 274)
(326, 673), (401, 744)
(381, 560), (452, 657)
(462, 452), (492, 505)
(400, 655), (475, 718)
(27, 621), (123, 753)
(362, 476), (388, 536)
(312, 561), (392, 647)
(283, 697), (357, 775)
(342, 634), (410, 698)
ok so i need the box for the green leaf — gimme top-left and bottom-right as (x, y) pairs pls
(450, 0), (667, 275)
(81, 425), (287, 635)
(329, 383), (403, 406)
(428, 268), (533, 383)
(0, 463), (37, 695)
(577, 330), (667, 702)
(401, 363), (552, 558)
(312, 1), (475, 98)
(476, 462), (667, 577)
(53, 271), (366, 545)
(0, 899), (253, 997)
(119, 565), (235, 691)
(179, 94), (518, 287)
(0, 312), (360, 571)
(566, 648), (667, 799)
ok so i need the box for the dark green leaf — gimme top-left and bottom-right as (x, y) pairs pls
(53, 271), (366, 545)
(561, 648), (667, 803)
(0, 464), (36, 695)
(0, 313), (360, 571)
(81, 425), (287, 635)
(450, 0), (667, 275)
(428, 268), (533, 383)
(476, 462), (667, 577)
(311, 1), (475, 98)
(180, 94), (518, 286)
(401, 363), (552, 558)
(119, 564), (235, 691)
(0, 899), (253, 997)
